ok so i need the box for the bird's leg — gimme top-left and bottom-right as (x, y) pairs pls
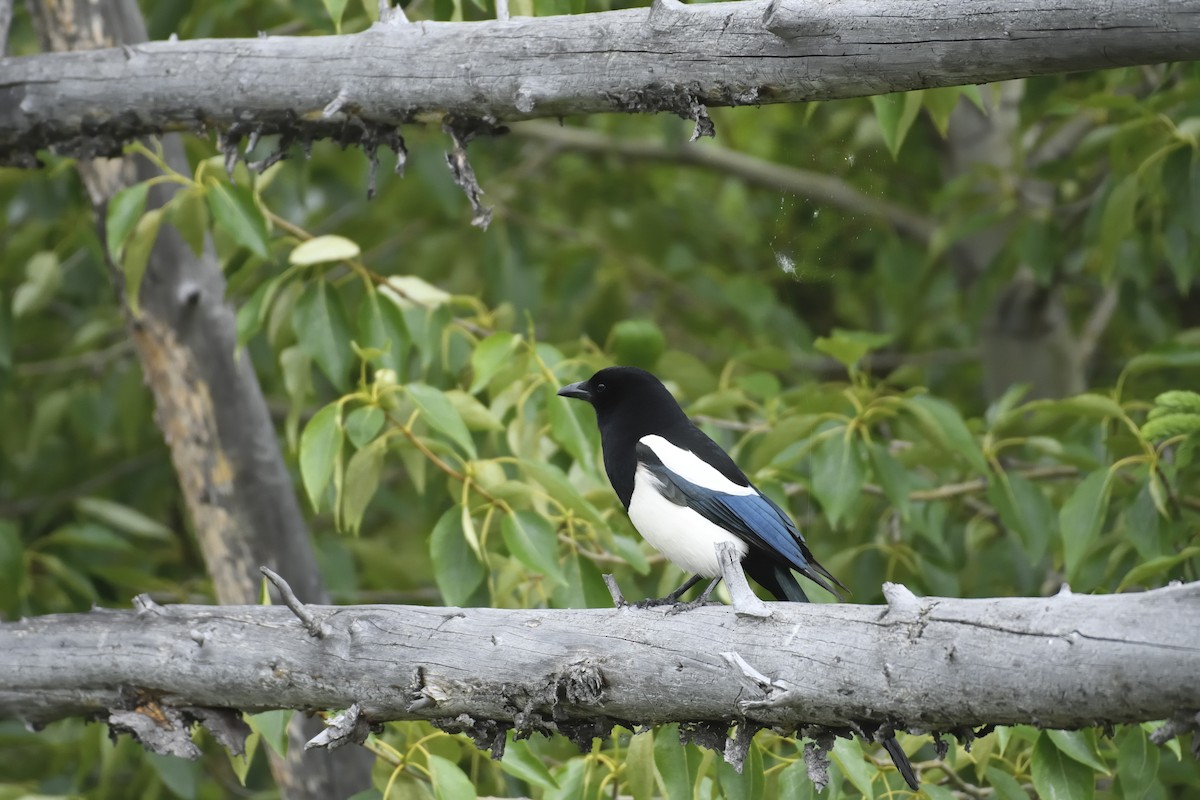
(665, 577), (723, 614)
(633, 574), (705, 608)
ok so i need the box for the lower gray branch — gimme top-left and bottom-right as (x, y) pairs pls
(2, 582), (1197, 753)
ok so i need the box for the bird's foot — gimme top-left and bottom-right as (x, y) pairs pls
(665, 596), (720, 615)
(632, 596), (678, 609)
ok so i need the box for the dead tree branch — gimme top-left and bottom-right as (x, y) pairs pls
(3, 0), (1199, 164)
(2, 581), (1197, 765)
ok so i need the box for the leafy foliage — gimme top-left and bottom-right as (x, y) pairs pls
(2, 0), (1200, 797)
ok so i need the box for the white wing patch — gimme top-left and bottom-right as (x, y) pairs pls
(628, 465), (748, 577)
(638, 434), (755, 496)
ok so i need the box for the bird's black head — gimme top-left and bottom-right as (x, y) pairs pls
(557, 366), (686, 435)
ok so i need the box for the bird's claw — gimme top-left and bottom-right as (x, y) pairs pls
(632, 596), (677, 609)
(665, 597), (719, 615)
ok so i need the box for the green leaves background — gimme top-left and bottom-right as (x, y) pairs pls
(4, 3), (1200, 797)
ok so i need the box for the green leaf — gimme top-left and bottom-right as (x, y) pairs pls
(0, 521), (23, 616)
(502, 511), (566, 586)
(345, 406), (385, 448)
(609, 319), (667, 369)
(444, 389), (504, 432)
(988, 471), (1055, 565)
(248, 710), (294, 758)
(206, 181), (271, 259)
(813, 328), (893, 370)
(626, 730), (656, 800)
(279, 345), (313, 403)
(1153, 390), (1200, 413)
(830, 738), (876, 800)
(1098, 173), (1138, 278)
(123, 207), (164, 315)
(357, 290), (411, 375)
(550, 551), (613, 609)
(809, 430), (867, 528)
(237, 275), (280, 346)
(609, 532), (651, 575)
(871, 91), (923, 157)
(289, 234), (360, 266)
(13, 251), (62, 319)
(341, 437), (385, 534)
(428, 754), (477, 800)
(903, 395), (989, 474)
(986, 766), (1030, 800)
(1047, 730), (1110, 774)
(518, 461), (607, 529)
(1025, 393), (1126, 421)
(406, 383), (477, 459)
(868, 443), (912, 522)
(323, 0), (350, 30)
(167, 187), (209, 257)
(1059, 470), (1112, 581)
(1122, 347), (1200, 377)
(1031, 732), (1095, 800)
(500, 735), (559, 791)
(779, 759), (817, 800)
(429, 506), (486, 606)
(923, 86), (964, 136)
(470, 332), (520, 394)
(653, 724), (691, 800)
(227, 731), (259, 786)
(1116, 726), (1159, 799)
(1140, 412), (1200, 441)
(106, 182), (150, 262)
(548, 385), (596, 466)
(146, 753), (198, 800)
(294, 281), (353, 389)
(74, 497), (174, 542)
(1119, 546), (1200, 590)
(299, 402), (343, 512)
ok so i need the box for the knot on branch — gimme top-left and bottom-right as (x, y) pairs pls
(551, 660), (607, 707)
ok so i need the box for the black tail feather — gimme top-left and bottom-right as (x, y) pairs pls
(743, 555), (809, 602)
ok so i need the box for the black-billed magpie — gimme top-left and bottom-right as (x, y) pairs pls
(558, 366), (920, 791)
(557, 365), (846, 607)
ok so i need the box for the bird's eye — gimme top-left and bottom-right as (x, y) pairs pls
(595, 383), (607, 393)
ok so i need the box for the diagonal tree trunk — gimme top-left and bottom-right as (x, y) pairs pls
(24, 1), (372, 796)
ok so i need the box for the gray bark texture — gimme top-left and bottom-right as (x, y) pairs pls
(2, 582), (1197, 761)
(2, 0), (1199, 164)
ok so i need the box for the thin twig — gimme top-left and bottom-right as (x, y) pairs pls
(512, 121), (937, 245)
(0, 453), (162, 517)
(260, 566), (330, 638)
(15, 339), (134, 377)
(602, 574), (627, 607)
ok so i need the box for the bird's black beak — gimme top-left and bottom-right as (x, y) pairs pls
(557, 380), (592, 402)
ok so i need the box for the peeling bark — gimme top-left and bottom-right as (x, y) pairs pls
(2, 0), (1199, 164)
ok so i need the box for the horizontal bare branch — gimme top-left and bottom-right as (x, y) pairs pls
(2, 582), (1197, 750)
(2, 0), (1199, 163)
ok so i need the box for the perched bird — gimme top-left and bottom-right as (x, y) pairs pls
(557, 365), (845, 607)
(558, 365), (919, 791)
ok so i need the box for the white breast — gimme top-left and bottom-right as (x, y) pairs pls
(627, 465), (749, 577)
